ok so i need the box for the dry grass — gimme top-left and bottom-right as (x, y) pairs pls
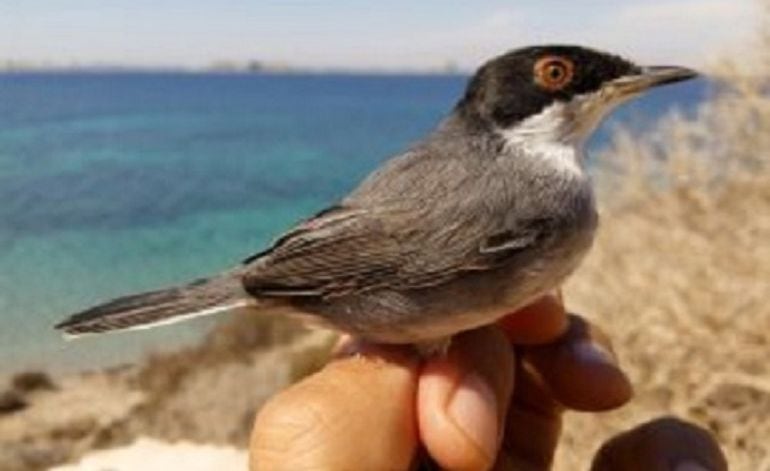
(556, 2), (770, 468)
(125, 311), (331, 447)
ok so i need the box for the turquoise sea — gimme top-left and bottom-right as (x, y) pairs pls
(0, 72), (707, 373)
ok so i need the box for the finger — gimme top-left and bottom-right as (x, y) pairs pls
(523, 314), (633, 411)
(496, 357), (564, 470)
(418, 327), (515, 471)
(496, 314), (632, 468)
(497, 293), (569, 345)
(590, 416), (728, 471)
(250, 343), (419, 471)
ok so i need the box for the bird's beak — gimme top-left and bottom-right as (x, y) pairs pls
(569, 65), (698, 141)
(609, 65), (698, 96)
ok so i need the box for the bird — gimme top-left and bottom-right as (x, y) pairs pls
(55, 45), (697, 354)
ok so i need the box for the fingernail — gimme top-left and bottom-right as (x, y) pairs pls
(573, 339), (616, 365)
(447, 373), (499, 460)
(675, 461), (709, 471)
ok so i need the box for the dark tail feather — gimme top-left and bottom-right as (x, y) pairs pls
(55, 275), (249, 337)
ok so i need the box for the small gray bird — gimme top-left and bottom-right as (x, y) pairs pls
(56, 45), (696, 352)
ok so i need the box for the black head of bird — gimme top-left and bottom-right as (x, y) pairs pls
(457, 45), (696, 146)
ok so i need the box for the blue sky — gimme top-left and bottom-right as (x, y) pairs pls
(1, 0), (757, 70)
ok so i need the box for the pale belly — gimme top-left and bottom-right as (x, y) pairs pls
(378, 235), (594, 343)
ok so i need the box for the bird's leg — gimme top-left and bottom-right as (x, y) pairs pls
(415, 337), (452, 357)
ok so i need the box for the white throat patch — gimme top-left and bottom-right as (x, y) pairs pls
(498, 89), (631, 175)
(499, 101), (584, 175)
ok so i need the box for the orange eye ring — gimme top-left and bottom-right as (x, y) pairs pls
(534, 56), (574, 91)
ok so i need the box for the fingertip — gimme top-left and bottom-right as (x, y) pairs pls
(591, 416), (728, 471)
(419, 366), (500, 470)
(524, 315), (632, 411)
(418, 327), (514, 471)
(498, 294), (569, 345)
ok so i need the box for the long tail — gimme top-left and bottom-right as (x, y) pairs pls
(55, 274), (251, 337)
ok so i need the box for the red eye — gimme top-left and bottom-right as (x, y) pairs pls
(534, 56), (574, 91)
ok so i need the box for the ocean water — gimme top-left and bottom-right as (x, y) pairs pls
(0, 72), (708, 373)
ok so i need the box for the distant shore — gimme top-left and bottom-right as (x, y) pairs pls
(0, 61), (468, 76)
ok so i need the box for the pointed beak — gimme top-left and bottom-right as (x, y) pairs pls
(610, 65), (699, 96)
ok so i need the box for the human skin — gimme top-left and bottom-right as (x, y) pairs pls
(249, 295), (727, 471)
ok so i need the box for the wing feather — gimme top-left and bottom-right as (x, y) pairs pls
(241, 205), (547, 299)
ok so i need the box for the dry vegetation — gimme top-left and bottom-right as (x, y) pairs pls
(557, 3), (770, 468)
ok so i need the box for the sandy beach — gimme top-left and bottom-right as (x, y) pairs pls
(51, 439), (247, 471)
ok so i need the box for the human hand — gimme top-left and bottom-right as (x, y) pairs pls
(249, 295), (726, 470)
